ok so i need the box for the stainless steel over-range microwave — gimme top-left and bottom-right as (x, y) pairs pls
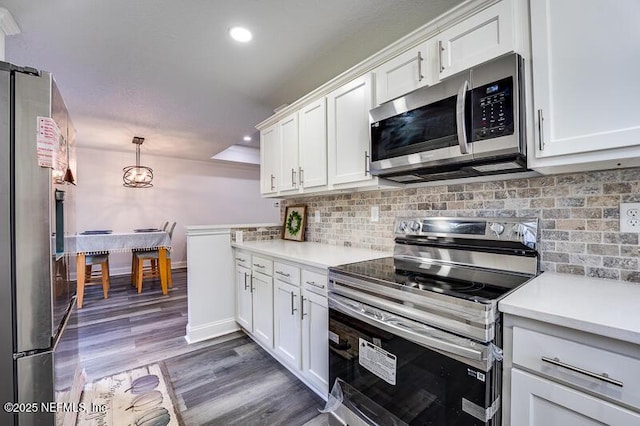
(369, 53), (527, 183)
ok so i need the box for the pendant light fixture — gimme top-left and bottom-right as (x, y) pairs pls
(123, 136), (153, 188)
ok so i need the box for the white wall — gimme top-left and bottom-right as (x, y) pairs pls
(75, 147), (279, 274)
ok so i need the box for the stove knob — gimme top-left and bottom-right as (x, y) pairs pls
(398, 221), (409, 232)
(489, 222), (505, 236)
(409, 221), (422, 233)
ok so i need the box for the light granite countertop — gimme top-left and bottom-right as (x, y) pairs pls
(499, 272), (640, 345)
(231, 240), (390, 269)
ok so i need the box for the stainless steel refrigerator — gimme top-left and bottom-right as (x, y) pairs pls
(0, 61), (79, 426)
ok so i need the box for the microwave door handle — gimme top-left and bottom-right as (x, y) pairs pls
(456, 80), (470, 155)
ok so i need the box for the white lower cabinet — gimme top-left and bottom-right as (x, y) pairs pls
(301, 288), (328, 394)
(504, 315), (640, 425)
(274, 279), (302, 368)
(235, 249), (329, 398)
(511, 369), (640, 426)
(251, 270), (274, 348)
(235, 264), (252, 331)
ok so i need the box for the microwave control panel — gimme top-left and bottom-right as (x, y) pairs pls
(470, 77), (514, 141)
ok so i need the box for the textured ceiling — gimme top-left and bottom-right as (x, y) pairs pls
(1, 0), (463, 162)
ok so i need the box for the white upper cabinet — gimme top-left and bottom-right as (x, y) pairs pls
(299, 98), (327, 189)
(260, 124), (279, 195)
(437, 0), (514, 80)
(374, 39), (435, 105)
(278, 113), (300, 193)
(529, 0), (640, 171)
(327, 73), (375, 186)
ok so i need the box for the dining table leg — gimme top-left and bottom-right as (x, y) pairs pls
(76, 252), (86, 308)
(158, 247), (168, 295)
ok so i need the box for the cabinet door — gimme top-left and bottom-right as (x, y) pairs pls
(301, 289), (328, 395)
(374, 40), (433, 105)
(278, 113), (300, 192)
(274, 280), (301, 369)
(235, 265), (253, 332)
(327, 73), (374, 186)
(260, 124), (279, 195)
(511, 369), (640, 425)
(437, 0), (513, 80)
(531, 0), (640, 159)
(299, 98), (327, 189)
(252, 271), (274, 348)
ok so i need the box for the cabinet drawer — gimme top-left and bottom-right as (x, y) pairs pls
(234, 251), (251, 269)
(251, 256), (273, 276)
(301, 270), (327, 295)
(513, 326), (640, 409)
(274, 262), (300, 286)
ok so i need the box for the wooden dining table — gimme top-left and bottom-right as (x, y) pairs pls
(66, 231), (171, 308)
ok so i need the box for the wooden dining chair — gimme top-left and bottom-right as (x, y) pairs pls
(82, 253), (110, 301)
(133, 222), (176, 293)
(130, 221), (171, 287)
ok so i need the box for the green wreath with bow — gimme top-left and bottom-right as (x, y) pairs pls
(286, 210), (303, 236)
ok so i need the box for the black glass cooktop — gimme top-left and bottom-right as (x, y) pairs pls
(331, 256), (531, 303)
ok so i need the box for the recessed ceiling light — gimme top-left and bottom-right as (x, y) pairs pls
(243, 136), (252, 142)
(229, 26), (252, 43)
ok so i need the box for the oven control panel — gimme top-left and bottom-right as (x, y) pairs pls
(395, 217), (538, 249)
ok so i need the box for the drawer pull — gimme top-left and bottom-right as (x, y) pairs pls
(305, 280), (325, 289)
(253, 263), (265, 269)
(541, 356), (623, 387)
(276, 270), (291, 278)
(236, 257), (246, 262)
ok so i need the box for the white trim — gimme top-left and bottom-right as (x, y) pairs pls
(0, 8), (20, 36)
(185, 318), (240, 344)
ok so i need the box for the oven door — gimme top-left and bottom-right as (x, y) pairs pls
(328, 294), (501, 426)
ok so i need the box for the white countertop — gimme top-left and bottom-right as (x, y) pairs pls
(231, 240), (390, 269)
(186, 223), (279, 231)
(499, 272), (640, 345)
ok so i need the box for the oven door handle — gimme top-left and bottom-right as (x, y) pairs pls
(329, 293), (490, 369)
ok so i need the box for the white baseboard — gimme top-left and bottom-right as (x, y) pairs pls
(185, 318), (240, 344)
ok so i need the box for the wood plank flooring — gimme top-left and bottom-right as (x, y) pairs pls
(70, 269), (328, 425)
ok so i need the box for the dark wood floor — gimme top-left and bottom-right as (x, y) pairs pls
(69, 269), (328, 425)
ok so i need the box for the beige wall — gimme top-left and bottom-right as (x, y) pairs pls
(277, 168), (640, 283)
(75, 147), (280, 274)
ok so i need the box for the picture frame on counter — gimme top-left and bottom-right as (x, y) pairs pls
(282, 205), (307, 242)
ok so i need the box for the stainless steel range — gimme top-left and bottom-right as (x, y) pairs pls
(326, 217), (539, 426)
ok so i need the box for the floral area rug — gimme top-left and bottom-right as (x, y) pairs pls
(75, 363), (182, 426)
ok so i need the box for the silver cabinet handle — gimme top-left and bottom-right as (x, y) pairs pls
(291, 168), (296, 186)
(250, 277), (255, 293)
(290, 291), (297, 315)
(417, 51), (424, 82)
(438, 40), (445, 72)
(364, 151), (370, 176)
(253, 263), (265, 269)
(456, 80), (470, 155)
(270, 174), (275, 190)
(298, 166), (304, 186)
(537, 109), (545, 151)
(305, 280), (325, 289)
(276, 270), (290, 278)
(301, 296), (307, 320)
(235, 257), (246, 262)
(243, 272), (249, 290)
(541, 356), (623, 387)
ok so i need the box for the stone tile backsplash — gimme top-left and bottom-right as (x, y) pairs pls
(280, 168), (640, 283)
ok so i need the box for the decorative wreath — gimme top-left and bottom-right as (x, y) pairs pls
(286, 210), (303, 235)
